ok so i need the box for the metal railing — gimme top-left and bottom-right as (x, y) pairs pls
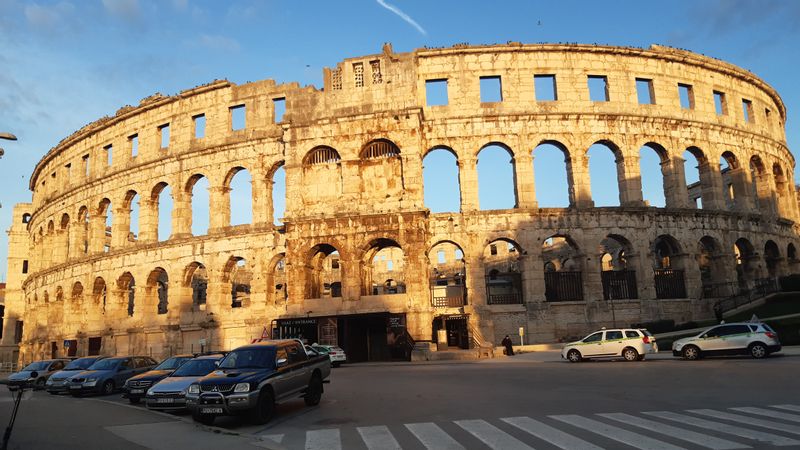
(714, 277), (780, 316)
(544, 271), (584, 302)
(654, 269), (687, 299)
(601, 270), (638, 300)
(431, 285), (467, 307)
(487, 293), (523, 305)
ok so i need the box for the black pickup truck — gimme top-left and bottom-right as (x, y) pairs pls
(186, 339), (331, 425)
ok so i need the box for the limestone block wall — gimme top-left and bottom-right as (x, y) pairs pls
(10, 43), (800, 363)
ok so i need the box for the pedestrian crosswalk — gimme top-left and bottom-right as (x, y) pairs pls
(259, 404), (800, 449)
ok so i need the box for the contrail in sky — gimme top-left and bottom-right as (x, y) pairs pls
(376, 0), (427, 35)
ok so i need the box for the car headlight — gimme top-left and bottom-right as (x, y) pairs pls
(85, 378), (98, 386)
(188, 384), (199, 394)
(147, 388), (155, 396)
(233, 383), (250, 393)
(46, 378), (53, 384)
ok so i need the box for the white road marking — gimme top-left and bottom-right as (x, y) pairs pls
(454, 419), (534, 450)
(599, 412), (749, 450)
(305, 429), (340, 450)
(501, 416), (603, 450)
(644, 411), (800, 447)
(405, 422), (465, 450)
(771, 404), (800, 413)
(357, 425), (401, 450)
(550, 414), (685, 450)
(689, 409), (800, 436)
(262, 434), (284, 444)
(731, 406), (800, 423)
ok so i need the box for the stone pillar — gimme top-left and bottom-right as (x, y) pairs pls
(583, 252), (603, 302)
(569, 153), (594, 208)
(206, 280), (229, 316)
(682, 252), (703, 300)
(208, 186), (231, 233)
(464, 256), (486, 307)
(402, 153), (425, 210)
(251, 167), (270, 227)
(458, 157), (479, 212)
(89, 212), (107, 254)
(340, 161), (361, 205)
(664, 156), (691, 209)
(697, 161), (725, 210)
(752, 171), (777, 216)
(283, 163), (302, 221)
(619, 153), (645, 207)
(513, 153), (537, 209)
(52, 229), (67, 265)
(340, 255), (360, 300)
(725, 167), (752, 212)
(112, 206), (130, 248)
(636, 243), (656, 300)
(172, 188), (192, 238)
(138, 199), (158, 243)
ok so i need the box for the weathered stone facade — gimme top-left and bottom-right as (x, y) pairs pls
(4, 43), (799, 364)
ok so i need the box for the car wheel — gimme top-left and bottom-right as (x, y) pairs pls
(682, 345), (701, 361)
(128, 396), (140, 404)
(250, 388), (275, 425)
(101, 380), (115, 395)
(566, 349), (582, 363)
(193, 412), (215, 426)
(622, 347), (639, 362)
(304, 374), (323, 406)
(749, 342), (768, 359)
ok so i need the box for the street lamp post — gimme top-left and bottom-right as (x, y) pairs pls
(0, 132), (17, 159)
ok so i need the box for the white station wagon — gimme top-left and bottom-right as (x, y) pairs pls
(562, 328), (658, 362)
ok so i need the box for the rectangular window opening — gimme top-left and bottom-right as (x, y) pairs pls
(588, 75), (609, 102)
(678, 83), (694, 109)
(479, 76), (503, 103)
(159, 123), (170, 148)
(273, 98), (286, 123)
(742, 99), (754, 123)
(353, 62), (364, 88)
(82, 154), (90, 177)
(713, 91), (727, 115)
(104, 144), (113, 166)
(230, 104), (246, 131)
(426, 79), (449, 106)
(129, 134), (138, 157)
(765, 108), (772, 121)
(65, 163), (71, 178)
(635, 78), (655, 105)
(534, 74), (558, 101)
(22, 260), (28, 274)
(193, 114), (206, 139)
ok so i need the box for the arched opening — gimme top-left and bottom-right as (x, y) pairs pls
(55, 286), (64, 303)
(682, 147), (705, 209)
(304, 244), (341, 299)
(152, 182), (173, 242)
(302, 146), (343, 208)
(360, 140), (404, 207)
(640, 143), (668, 207)
(92, 277), (107, 313)
(477, 144), (517, 210)
(78, 206), (89, 254)
(123, 190), (140, 242)
(588, 141), (621, 206)
(60, 213), (70, 260)
(764, 240), (781, 278)
(22, 213), (31, 224)
(271, 164), (286, 225)
(187, 174), (210, 236)
(184, 262), (208, 310)
(788, 243), (797, 262)
(697, 236), (730, 298)
(773, 163), (789, 218)
(735, 238), (757, 291)
(542, 235), (583, 301)
(225, 257), (251, 308)
(148, 267), (169, 314)
(423, 148), (460, 213)
(98, 198), (112, 253)
(360, 139), (400, 159)
(362, 239), (406, 295)
(268, 254), (287, 305)
(652, 235), (687, 298)
(428, 241), (466, 307)
(227, 167), (253, 226)
(600, 235), (638, 300)
(749, 156), (768, 210)
(484, 239), (524, 304)
(720, 152), (740, 210)
(118, 272), (135, 317)
(533, 141), (571, 207)
(71, 281), (83, 302)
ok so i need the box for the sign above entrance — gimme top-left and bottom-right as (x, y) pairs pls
(277, 318), (317, 326)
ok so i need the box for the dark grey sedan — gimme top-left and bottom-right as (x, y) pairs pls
(66, 356), (157, 396)
(7, 359), (70, 390)
(46, 356), (107, 394)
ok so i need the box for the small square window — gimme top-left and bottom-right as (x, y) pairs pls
(65, 163), (71, 177)
(82, 154), (90, 177)
(159, 124), (170, 148)
(129, 134), (138, 157)
(713, 91), (727, 115)
(193, 114), (206, 138)
(230, 104), (245, 131)
(636, 78), (655, 105)
(534, 75), (557, 101)
(273, 98), (286, 123)
(104, 144), (113, 166)
(588, 75), (609, 102)
(479, 76), (502, 103)
(22, 260), (28, 274)
(426, 79), (449, 106)
(742, 99), (754, 123)
(678, 83), (694, 109)
(490, 244), (498, 255)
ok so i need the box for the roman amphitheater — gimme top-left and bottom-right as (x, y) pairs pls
(2, 42), (798, 364)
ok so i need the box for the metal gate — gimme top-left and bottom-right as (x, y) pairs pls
(601, 270), (638, 300)
(544, 271), (583, 302)
(654, 269), (687, 299)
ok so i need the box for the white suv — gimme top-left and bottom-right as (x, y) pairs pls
(672, 322), (781, 360)
(561, 328), (658, 362)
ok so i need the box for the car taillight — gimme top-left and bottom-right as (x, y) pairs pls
(766, 332), (777, 339)
(642, 336), (650, 344)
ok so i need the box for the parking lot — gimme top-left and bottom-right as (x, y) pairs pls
(3, 348), (800, 449)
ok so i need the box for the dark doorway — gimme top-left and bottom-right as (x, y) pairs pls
(339, 314), (389, 363)
(88, 337), (102, 356)
(51, 341), (57, 359)
(433, 315), (469, 349)
(66, 339), (78, 357)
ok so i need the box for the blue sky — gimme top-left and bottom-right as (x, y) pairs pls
(1, 0), (799, 280)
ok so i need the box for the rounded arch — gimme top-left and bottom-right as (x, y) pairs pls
(477, 143), (517, 210)
(698, 235), (727, 297)
(686, 146), (708, 165)
(151, 181), (169, 201)
(642, 142), (670, 163)
(478, 141), (515, 158)
(590, 139), (623, 159)
(427, 239), (466, 258)
(224, 256), (252, 307)
(542, 234), (584, 301)
(423, 147), (461, 213)
(303, 146), (341, 166)
(788, 243), (797, 261)
(223, 166), (250, 188)
(185, 173), (207, 193)
(483, 238), (524, 305)
(184, 261), (208, 309)
(652, 234), (683, 268)
(266, 252), (288, 304)
(118, 272), (135, 317)
(428, 240), (467, 306)
(47, 220), (54, 234)
(21, 213), (31, 224)
(147, 267), (169, 314)
(750, 155), (766, 174)
(481, 236), (525, 255)
(588, 141), (623, 207)
(361, 238), (405, 295)
(78, 206), (89, 221)
(720, 150), (739, 169)
(303, 244), (342, 299)
(55, 285), (64, 302)
(123, 190), (139, 209)
(423, 144), (459, 160)
(71, 281), (84, 301)
(361, 139), (400, 159)
(60, 213), (70, 229)
(534, 139), (571, 158)
(533, 140), (572, 207)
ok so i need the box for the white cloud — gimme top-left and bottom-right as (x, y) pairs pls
(376, 0), (426, 36)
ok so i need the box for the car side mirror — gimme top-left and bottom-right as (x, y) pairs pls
(29, 371), (38, 379)
(214, 361), (220, 367)
(276, 358), (288, 368)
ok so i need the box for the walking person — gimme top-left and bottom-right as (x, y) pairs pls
(501, 335), (515, 356)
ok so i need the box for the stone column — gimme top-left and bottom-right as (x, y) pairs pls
(513, 153), (537, 209)
(111, 206), (130, 248)
(619, 153), (646, 207)
(340, 161), (361, 205)
(726, 167), (753, 212)
(208, 186), (231, 233)
(402, 153), (425, 210)
(464, 256), (486, 307)
(89, 212), (108, 254)
(251, 167), (270, 227)
(340, 255), (361, 300)
(138, 199), (158, 243)
(569, 153), (594, 208)
(697, 161), (725, 210)
(636, 242), (656, 300)
(458, 157), (479, 212)
(283, 163), (302, 221)
(664, 156), (691, 209)
(171, 188), (192, 238)
(583, 251), (603, 302)
(52, 229), (67, 265)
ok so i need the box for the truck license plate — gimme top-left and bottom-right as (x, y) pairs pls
(201, 407), (223, 414)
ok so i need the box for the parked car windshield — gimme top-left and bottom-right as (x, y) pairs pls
(22, 361), (49, 371)
(88, 359), (121, 370)
(154, 357), (191, 371)
(312, 346), (330, 354)
(172, 359), (220, 377)
(218, 348), (275, 369)
(65, 359), (97, 370)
